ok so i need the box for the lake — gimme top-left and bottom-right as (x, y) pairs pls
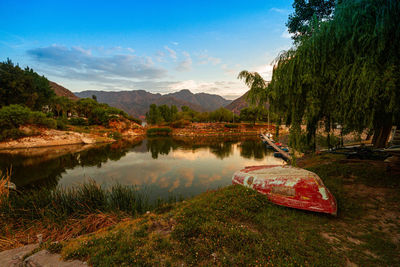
(0, 136), (284, 200)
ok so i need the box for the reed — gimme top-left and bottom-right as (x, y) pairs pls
(0, 180), (179, 222)
(0, 169), (11, 205)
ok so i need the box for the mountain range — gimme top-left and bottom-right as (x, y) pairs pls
(75, 89), (233, 119)
(50, 81), (248, 119)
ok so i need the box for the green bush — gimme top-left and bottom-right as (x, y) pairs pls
(56, 118), (68, 130)
(0, 104), (31, 129)
(29, 111), (57, 129)
(146, 127), (172, 136)
(0, 128), (27, 141)
(127, 115), (142, 125)
(170, 119), (190, 128)
(224, 123), (239, 128)
(108, 131), (122, 140)
(89, 107), (110, 126)
(69, 117), (88, 126)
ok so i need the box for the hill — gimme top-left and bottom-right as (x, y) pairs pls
(49, 81), (79, 100)
(225, 91), (249, 115)
(75, 89), (232, 119)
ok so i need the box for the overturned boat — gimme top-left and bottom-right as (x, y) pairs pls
(232, 165), (337, 215)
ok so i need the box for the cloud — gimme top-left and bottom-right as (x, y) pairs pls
(168, 80), (247, 99)
(281, 29), (293, 39)
(27, 45), (167, 81)
(164, 45), (177, 59)
(171, 41), (179, 46)
(175, 51), (192, 71)
(198, 52), (221, 65)
(270, 8), (290, 14)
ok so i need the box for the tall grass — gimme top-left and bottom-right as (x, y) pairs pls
(0, 181), (180, 223)
(0, 169), (12, 205)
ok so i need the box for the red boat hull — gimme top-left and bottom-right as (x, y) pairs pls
(232, 165), (337, 215)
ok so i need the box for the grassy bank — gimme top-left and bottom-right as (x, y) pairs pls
(55, 155), (398, 266)
(1, 155), (399, 265)
(0, 181), (180, 250)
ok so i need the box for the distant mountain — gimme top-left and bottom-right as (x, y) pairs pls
(75, 89), (232, 119)
(49, 81), (79, 100)
(225, 91), (249, 115)
(165, 89), (231, 111)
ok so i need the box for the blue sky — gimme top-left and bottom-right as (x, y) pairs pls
(0, 0), (294, 99)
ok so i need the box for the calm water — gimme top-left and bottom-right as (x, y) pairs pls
(0, 136), (284, 199)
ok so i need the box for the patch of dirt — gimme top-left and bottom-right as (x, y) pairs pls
(321, 232), (340, 243)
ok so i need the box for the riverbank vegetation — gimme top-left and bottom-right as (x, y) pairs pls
(0, 60), (142, 142)
(1, 154), (396, 265)
(145, 103), (278, 126)
(0, 180), (180, 251)
(239, 0), (400, 151)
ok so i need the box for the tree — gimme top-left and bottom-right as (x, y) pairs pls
(287, 0), (337, 42)
(0, 59), (55, 110)
(146, 104), (162, 125)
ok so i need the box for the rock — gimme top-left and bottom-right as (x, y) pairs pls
(24, 250), (87, 267)
(81, 137), (96, 144)
(0, 244), (38, 267)
(0, 245), (87, 267)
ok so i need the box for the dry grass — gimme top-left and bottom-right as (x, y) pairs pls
(0, 212), (126, 251)
(0, 169), (11, 205)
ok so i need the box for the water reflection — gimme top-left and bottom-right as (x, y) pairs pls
(0, 136), (283, 199)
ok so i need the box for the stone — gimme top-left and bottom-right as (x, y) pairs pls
(24, 250), (87, 267)
(0, 244), (38, 267)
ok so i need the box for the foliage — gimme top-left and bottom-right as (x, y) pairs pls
(170, 119), (190, 128)
(69, 117), (88, 126)
(224, 123), (239, 128)
(0, 105), (57, 140)
(0, 59), (55, 110)
(0, 181), (180, 224)
(146, 104), (162, 125)
(0, 104), (31, 129)
(146, 127), (172, 136)
(287, 0), (336, 42)
(240, 0), (400, 149)
(146, 104), (237, 125)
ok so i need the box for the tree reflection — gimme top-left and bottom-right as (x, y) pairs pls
(239, 139), (270, 159)
(0, 140), (143, 189)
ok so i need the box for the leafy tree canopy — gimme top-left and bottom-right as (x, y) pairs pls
(287, 0), (336, 42)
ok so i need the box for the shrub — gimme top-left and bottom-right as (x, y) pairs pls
(69, 117), (88, 126)
(127, 115), (142, 125)
(0, 128), (27, 141)
(0, 104), (31, 129)
(56, 118), (68, 130)
(146, 127), (172, 136)
(108, 131), (122, 140)
(224, 123), (239, 128)
(170, 119), (190, 128)
(29, 111), (57, 129)
(89, 107), (110, 126)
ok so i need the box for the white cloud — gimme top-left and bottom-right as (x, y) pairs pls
(270, 8), (290, 14)
(171, 41), (179, 46)
(281, 29), (293, 39)
(27, 45), (167, 81)
(164, 45), (177, 59)
(168, 80), (247, 99)
(198, 52), (221, 65)
(175, 51), (192, 71)
(252, 64), (274, 81)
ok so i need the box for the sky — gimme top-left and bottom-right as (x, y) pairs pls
(0, 0), (294, 100)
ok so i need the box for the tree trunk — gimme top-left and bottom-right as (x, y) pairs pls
(373, 117), (392, 148)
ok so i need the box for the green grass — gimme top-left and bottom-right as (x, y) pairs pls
(146, 127), (172, 136)
(0, 182), (181, 222)
(58, 157), (400, 266)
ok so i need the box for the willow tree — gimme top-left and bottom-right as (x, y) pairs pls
(241, 0), (399, 150)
